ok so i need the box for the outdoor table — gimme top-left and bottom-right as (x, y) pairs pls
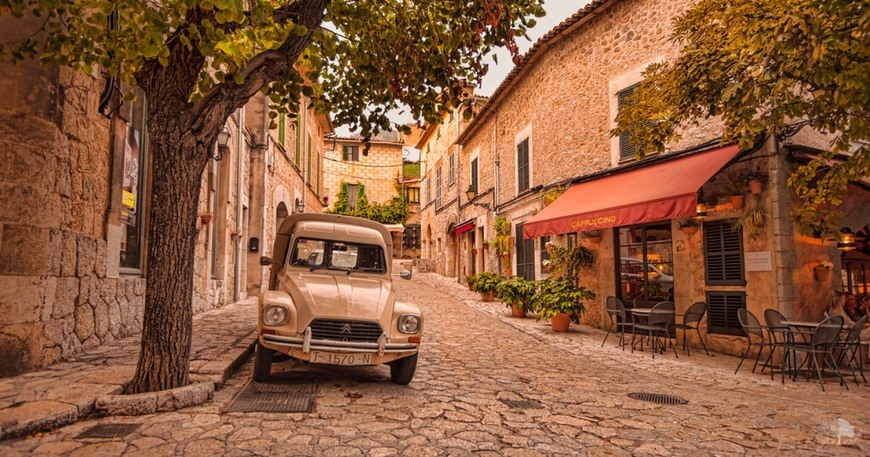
(779, 320), (843, 384)
(628, 308), (655, 352)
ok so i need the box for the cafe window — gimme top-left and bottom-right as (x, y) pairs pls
(120, 93), (149, 272)
(615, 222), (674, 306)
(210, 157), (221, 279)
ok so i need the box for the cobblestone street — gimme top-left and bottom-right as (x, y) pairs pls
(3, 271), (868, 456)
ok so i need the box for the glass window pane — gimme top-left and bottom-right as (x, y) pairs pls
(120, 95), (147, 270)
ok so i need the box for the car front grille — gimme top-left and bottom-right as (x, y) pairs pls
(309, 319), (383, 343)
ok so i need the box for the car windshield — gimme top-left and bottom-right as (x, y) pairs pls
(290, 238), (386, 273)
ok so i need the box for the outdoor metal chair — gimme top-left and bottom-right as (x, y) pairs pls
(630, 301), (677, 359)
(735, 309), (769, 374)
(673, 301), (708, 356)
(834, 315), (867, 385)
(782, 315), (846, 391)
(602, 296), (632, 349)
(763, 308), (792, 381)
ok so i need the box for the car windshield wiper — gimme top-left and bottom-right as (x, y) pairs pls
(347, 267), (384, 274)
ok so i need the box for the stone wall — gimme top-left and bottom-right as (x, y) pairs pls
(0, 50), (149, 375)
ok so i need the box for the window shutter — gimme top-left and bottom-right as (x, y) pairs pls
(471, 158), (478, 192)
(517, 139), (529, 193)
(515, 223), (535, 280)
(436, 167), (442, 208)
(617, 84), (640, 162)
(342, 145), (349, 161)
(449, 153), (455, 184)
(704, 220), (745, 285)
(706, 291), (746, 336)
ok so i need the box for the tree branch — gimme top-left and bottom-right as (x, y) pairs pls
(190, 0), (329, 136)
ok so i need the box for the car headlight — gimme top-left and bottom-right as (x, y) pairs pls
(398, 314), (421, 334)
(263, 305), (289, 326)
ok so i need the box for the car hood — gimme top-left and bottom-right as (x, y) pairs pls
(288, 271), (390, 322)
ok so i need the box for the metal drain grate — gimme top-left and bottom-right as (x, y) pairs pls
(499, 398), (544, 409)
(627, 392), (688, 405)
(223, 380), (317, 413)
(77, 423), (140, 439)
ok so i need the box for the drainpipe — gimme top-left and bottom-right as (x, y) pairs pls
(493, 110), (500, 211)
(233, 107), (245, 302)
(456, 110), (463, 283)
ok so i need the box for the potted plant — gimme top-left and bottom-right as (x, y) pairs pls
(472, 272), (503, 302)
(493, 216), (513, 275)
(731, 208), (768, 240)
(465, 274), (478, 291)
(678, 218), (700, 236)
(746, 169), (768, 194)
(581, 230), (602, 243)
(547, 244), (595, 278)
(533, 278), (596, 332)
(542, 186), (566, 207)
(813, 261), (833, 281)
(719, 172), (748, 209)
(496, 275), (537, 317)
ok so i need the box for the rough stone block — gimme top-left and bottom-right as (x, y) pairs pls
(0, 399), (79, 441)
(95, 392), (157, 416)
(94, 239), (107, 278)
(53, 277), (79, 319)
(76, 235), (96, 278)
(73, 302), (94, 340)
(60, 231), (77, 277)
(0, 225), (54, 276)
(93, 300), (109, 339)
(0, 276), (42, 324)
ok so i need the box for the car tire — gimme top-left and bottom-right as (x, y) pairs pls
(389, 353), (418, 385)
(253, 342), (273, 382)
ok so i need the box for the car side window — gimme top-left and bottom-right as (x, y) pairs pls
(292, 239), (326, 267)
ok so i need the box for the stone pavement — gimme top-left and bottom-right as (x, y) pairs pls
(0, 297), (258, 441)
(1, 270), (868, 455)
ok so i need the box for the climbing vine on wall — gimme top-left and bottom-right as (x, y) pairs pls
(326, 182), (409, 225)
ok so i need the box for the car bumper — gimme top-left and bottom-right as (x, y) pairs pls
(260, 332), (419, 364)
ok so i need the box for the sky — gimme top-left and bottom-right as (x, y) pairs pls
(336, 1), (588, 137)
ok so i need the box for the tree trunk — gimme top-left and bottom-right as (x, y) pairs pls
(128, 124), (210, 393)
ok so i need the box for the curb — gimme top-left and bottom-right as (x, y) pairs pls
(0, 338), (257, 441)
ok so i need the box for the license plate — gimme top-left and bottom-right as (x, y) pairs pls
(310, 351), (372, 366)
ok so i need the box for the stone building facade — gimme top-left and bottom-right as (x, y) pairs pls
(322, 135), (406, 209)
(0, 17), (329, 376)
(417, 95), (487, 277)
(424, 0), (869, 356)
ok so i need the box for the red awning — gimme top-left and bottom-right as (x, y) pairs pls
(455, 220), (475, 235)
(523, 145), (741, 238)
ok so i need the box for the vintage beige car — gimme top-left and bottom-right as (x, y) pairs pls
(255, 213), (421, 384)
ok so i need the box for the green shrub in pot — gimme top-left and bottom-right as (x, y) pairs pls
(495, 275), (537, 313)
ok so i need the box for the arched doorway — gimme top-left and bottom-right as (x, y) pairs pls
(276, 202), (289, 234)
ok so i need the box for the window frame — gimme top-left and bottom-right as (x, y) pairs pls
(119, 92), (149, 274)
(435, 167), (442, 209)
(448, 152), (455, 186)
(342, 145), (360, 162)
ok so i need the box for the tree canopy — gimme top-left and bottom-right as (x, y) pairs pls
(614, 0), (869, 235)
(2, 0), (544, 135)
(0, 0), (544, 393)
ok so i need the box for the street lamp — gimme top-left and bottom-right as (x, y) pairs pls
(837, 227), (857, 251)
(465, 185), (491, 211)
(294, 198), (305, 214)
(212, 126), (231, 161)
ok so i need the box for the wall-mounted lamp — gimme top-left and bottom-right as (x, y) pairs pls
(695, 203), (708, 218)
(466, 185), (491, 211)
(294, 198), (305, 214)
(212, 126), (231, 161)
(837, 227), (857, 251)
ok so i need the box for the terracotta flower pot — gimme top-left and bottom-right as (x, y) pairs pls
(749, 179), (763, 194)
(586, 235), (602, 244)
(730, 194), (745, 210)
(551, 313), (571, 332)
(510, 303), (526, 318)
(481, 291), (494, 302)
(680, 226), (698, 236)
(813, 266), (831, 281)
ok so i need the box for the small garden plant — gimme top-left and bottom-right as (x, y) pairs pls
(495, 275), (537, 313)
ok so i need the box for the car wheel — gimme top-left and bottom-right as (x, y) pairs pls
(253, 342), (273, 382)
(389, 353), (418, 385)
